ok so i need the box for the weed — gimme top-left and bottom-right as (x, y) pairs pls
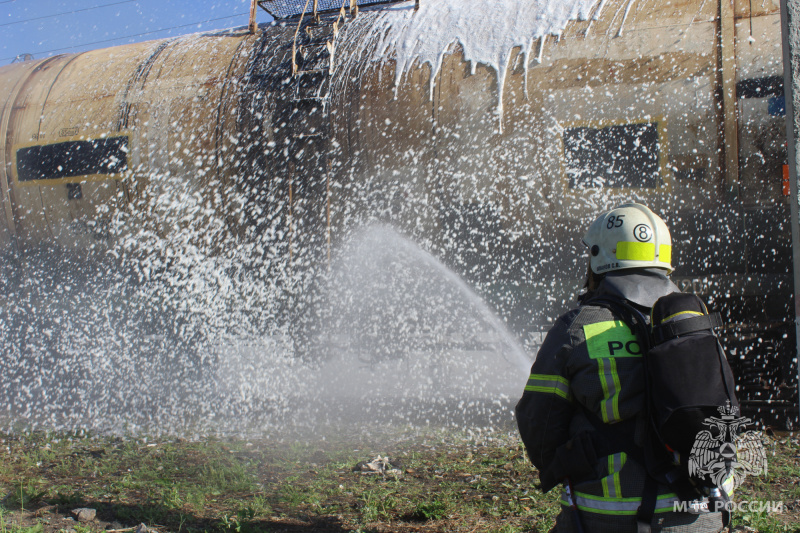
(5, 482), (46, 511)
(161, 485), (184, 510)
(359, 490), (399, 522)
(732, 512), (792, 533)
(48, 490), (84, 507)
(0, 509), (43, 533)
(220, 514), (240, 532)
(219, 510), (262, 533)
(277, 481), (305, 507)
(198, 457), (256, 494)
(411, 500), (447, 521)
(729, 498), (797, 533)
(240, 494), (271, 518)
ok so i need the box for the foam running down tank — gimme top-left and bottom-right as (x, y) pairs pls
(0, 0), (794, 426)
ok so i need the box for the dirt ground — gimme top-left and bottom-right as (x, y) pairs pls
(1, 430), (798, 533)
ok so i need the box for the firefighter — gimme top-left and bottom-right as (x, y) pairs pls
(515, 203), (724, 532)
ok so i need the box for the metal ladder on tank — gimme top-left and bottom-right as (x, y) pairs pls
(292, 20), (335, 117)
(286, 0), (357, 264)
(290, 0), (358, 104)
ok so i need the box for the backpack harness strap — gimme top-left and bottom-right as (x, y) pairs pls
(653, 313), (722, 344)
(637, 476), (659, 533)
(581, 409), (644, 464)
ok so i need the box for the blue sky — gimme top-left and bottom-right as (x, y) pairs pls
(1, 0), (272, 65)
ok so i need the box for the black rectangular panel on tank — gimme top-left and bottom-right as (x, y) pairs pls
(16, 136), (129, 182)
(735, 75), (783, 99)
(564, 122), (661, 189)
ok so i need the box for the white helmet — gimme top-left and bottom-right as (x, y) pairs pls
(582, 203), (673, 274)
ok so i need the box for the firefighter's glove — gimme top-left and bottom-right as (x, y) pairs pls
(539, 431), (598, 493)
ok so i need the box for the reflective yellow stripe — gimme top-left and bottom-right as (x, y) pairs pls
(525, 374), (571, 400)
(614, 453), (626, 497)
(598, 359), (611, 422)
(661, 310), (703, 323)
(560, 491), (681, 516)
(610, 360), (621, 421)
(659, 244), (672, 264)
(529, 373), (568, 387)
(602, 455), (614, 498)
(616, 241), (656, 261)
(598, 358), (621, 423)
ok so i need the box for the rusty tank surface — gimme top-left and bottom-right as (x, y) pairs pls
(0, 0), (795, 427)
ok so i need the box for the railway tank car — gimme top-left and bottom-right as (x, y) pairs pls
(0, 0), (795, 426)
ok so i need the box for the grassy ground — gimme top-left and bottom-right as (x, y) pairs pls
(0, 429), (798, 533)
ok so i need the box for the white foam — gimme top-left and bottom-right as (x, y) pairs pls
(362, 0), (600, 127)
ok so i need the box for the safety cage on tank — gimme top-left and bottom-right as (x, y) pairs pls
(258, 0), (412, 19)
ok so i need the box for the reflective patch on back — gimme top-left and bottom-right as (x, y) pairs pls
(583, 320), (643, 359)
